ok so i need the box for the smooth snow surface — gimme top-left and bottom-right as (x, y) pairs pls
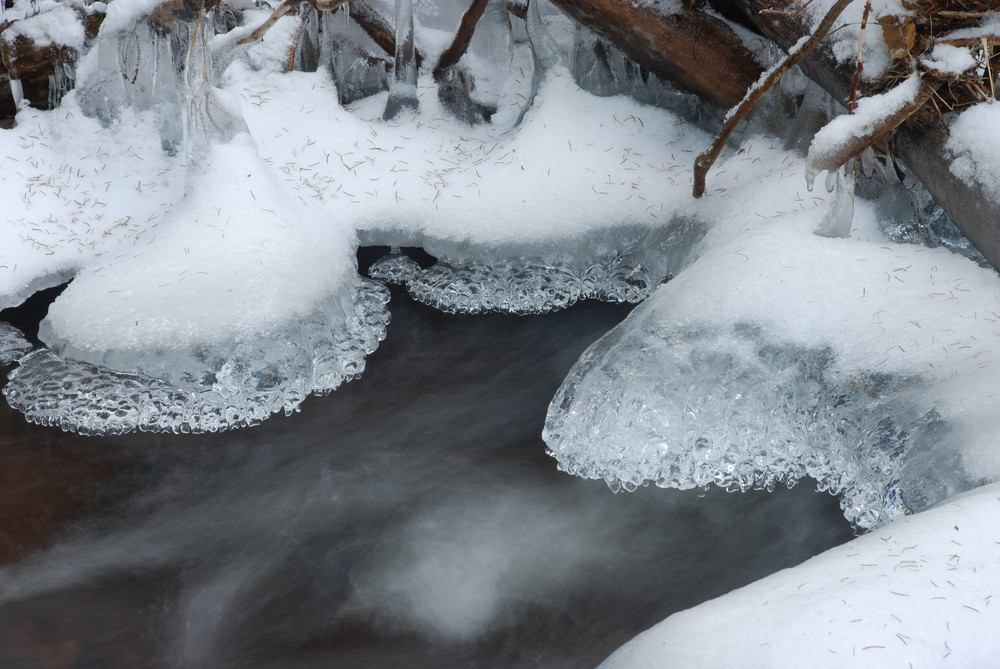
(601, 481), (1000, 669)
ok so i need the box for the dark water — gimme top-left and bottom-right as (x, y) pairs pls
(0, 281), (853, 669)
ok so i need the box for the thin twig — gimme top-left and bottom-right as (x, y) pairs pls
(232, 0), (313, 48)
(692, 0), (853, 198)
(759, 0), (815, 17)
(849, 0), (872, 113)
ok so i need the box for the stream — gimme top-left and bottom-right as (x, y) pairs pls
(0, 263), (853, 668)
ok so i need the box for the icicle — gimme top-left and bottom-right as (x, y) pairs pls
(46, 57), (75, 109)
(814, 165), (855, 238)
(320, 5), (389, 105)
(383, 0), (418, 120)
(294, 0), (321, 72)
(464, 0), (511, 114)
(570, 25), (627, 98)
(185, 10), (246, 163)
(515, 0), (559, 125)
(436, 0), (511, 124)
(9, 78), (24, 110)
(526, 0), (559, 71)
(824, 167), (838, 193)
(804, 168), (816, 193)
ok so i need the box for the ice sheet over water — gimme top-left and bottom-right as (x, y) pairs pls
(4, 278), (389, 434)
(368, 219), (707, 314)
(0, 323), (33, 366)
(542, 216), (1000, 530)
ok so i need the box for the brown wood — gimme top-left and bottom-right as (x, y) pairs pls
(0, 35), (76, 111)
(548, 0), (763, 109)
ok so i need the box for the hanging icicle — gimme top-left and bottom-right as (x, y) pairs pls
(383, 0), (418, 120)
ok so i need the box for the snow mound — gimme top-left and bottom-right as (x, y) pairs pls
(545, 221), (1000, 529)
(601, 481), (1000, 669)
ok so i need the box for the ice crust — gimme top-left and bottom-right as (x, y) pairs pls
(6, 279), (389, 434)
(369, 220), (707, 314)
(544, 320), (966, 530)
(0, 323), (33, 366)
(543, 217), (1000, 530)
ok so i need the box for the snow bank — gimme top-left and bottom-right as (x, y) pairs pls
(601, 481), (1000, 669)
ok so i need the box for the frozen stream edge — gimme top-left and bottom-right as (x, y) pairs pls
(3, 278), (390, 434)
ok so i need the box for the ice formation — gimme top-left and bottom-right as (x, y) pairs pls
(1, 0), (999, 546)
(1, 0), (719, 433)
(0, 323), (33, 366)
(544, 216), (1000, 529)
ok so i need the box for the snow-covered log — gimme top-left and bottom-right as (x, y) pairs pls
(725, 0), (1000, 270)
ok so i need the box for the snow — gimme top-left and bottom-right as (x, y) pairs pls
(809, 0), (905, 81)
(601, 481), (1000, 669)
(921, 43), (977, 77)
(100, 0), (166, 34)
(1, 4), (85, 50)
(946, 101), (1000, 206)
(42, 134), (355, 351)
(945, 11), (1000, 44)
(807, 73), (921, 177)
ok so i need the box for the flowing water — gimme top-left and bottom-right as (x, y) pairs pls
(0, 260), (853, 668)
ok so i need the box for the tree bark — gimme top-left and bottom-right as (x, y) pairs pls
(548, 0), (764, 109)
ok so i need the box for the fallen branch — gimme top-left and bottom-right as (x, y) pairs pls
(692, 0), (853, 197)
(433, 0), (489, 80)
(807, 76), (941, 176)
(548, 0), (762, 109)
(231, 0), (309, 48)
